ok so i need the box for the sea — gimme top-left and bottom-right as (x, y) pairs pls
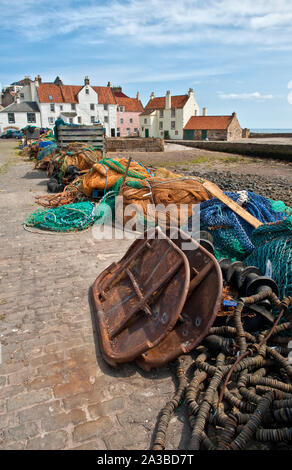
(251, 128), (292, 133)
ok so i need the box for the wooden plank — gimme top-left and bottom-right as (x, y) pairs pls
(58, 125), (103, 130)
(58, 128), (104, 133)
(202, 180), (262, 229)
(58, 131), (103, 135)
(58, 136), (104, 142)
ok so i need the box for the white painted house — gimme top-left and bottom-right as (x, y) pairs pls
(139, 89), (200, 140)
(0, 76), (117, 136)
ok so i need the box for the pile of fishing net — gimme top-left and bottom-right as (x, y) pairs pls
(25, 201), (97, 232)
(35, 143), (58, 169)
(245, 215), (292, 300)
(48, 147), (101, 178)
(91, 175), (211, 229)
(81, 158), (153, 196)
(116, 176), (210, 228)
(188, 191), (292, 261)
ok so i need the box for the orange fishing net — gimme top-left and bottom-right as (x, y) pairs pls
(116, 177), (211, 228)
(81, 158), (151, 196)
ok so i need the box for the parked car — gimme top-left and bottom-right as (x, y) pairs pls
(0, 130), (24, 139)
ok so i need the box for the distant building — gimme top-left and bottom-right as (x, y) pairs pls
(112, 85), (143, 137)
(139, 89), (200, 139)
(183, 112), (242, 141)
(1, 77), (32, 108)
(0, 100), (40, 132)
(0, 76), (118, 136)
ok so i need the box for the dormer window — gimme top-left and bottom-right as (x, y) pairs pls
(119, 106), (124, 112)
(71, 104), (76, 110)
(49, 95), (53, 101)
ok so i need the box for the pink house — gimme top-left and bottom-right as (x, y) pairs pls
(113, 89), (144, 137)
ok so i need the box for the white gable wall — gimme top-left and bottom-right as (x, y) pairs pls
(139, 91), (200, 139)
(0, 111), (41, 133)
(38, 84), (117, 135)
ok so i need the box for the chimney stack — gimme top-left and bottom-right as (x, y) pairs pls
(35, 75), (42, 87)
(232, 112), (236, 117)
(194, 109), (198, 116)
(107, 81), (112, 87)
(202, 107), (207, 116)
(165, 90), (171, 109)
(54, 76), (63, 86)
(188, 87), (194, 96)
(150, 92), (155, 100)
(84, 76), (90, 86)
(23, 76), (31, 86)
(136, 91), (140, 101)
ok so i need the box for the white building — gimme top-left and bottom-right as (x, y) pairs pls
(139, 89), (200, 140)
(0, 76), (117, 136)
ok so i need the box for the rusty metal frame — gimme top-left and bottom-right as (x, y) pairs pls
(91, 227), (222, 369)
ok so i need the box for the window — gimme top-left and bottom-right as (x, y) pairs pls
(134, 128), (138, 133)
(104, 116), (108, 123)
(175, 130), (178, 135)
(142, 127), (144, 131)
(129, 118), (133, 124)
(159, 110), (164, 118)
(8, 113), (15, 123)
(69, 118), (73, 124)
(104, 104), (108, 111)
(78, 116), (82, 123)
(20, 93), (24, 98)
(144, 118), (147, 124)
(160, 132), (163, 136)
(85, 88), (89, 95)
(171, 108), (175, 118)
(50, 104), (55, 112)
(117, 127), (120, 136)
(48, 117), (54, 124)
(117, 127), (120, 132)
(120, 118), (124, 124)
(91, 116), (95, 123)
(90, 103), (95, 110)
(171, 121), (175, 130)
(59, 105), (63, 111)
(27, 113), (36, 123)
(71, 104), (76, 110)
(159, 121), (163, 130)
(119, 106), (124, 112)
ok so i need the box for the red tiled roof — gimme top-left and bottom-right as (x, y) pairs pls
(145, 94), (189, 110)
(114, 91), (129, 98)
(91, 86), (116, 104)
(184, 115), (233, 130)
(37, 83), (116, 104)
(115, 96), (144, 112)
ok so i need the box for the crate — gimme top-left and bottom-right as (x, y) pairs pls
(57, 125), (105, 152)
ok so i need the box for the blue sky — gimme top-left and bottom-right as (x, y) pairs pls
(0, 0), (292, 128)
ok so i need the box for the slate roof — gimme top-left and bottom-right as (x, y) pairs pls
(0, 101), (40, 113)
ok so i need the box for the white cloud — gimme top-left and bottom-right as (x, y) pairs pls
(0, 0), (292, 48)
(218, 91), (275, 100)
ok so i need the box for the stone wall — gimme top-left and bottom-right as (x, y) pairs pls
(106, 137), (164, 152)
(249, 132), (292, 138)
(167, 140), (292, 161)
